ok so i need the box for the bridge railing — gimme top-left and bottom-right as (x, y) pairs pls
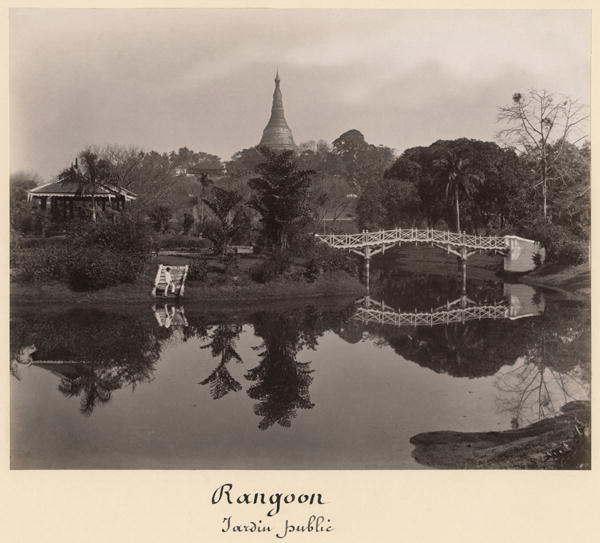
(353, 303), (510, 327)
(315, 228), (508, 252)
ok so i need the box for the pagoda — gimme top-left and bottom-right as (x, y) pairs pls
(259, 71), (296, 151)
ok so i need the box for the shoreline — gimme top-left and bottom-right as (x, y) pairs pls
(410, 400), (590, 469)
(9, 247), (590, 307)
(518, 262), (590, 300)
(10, 271), (366, 307)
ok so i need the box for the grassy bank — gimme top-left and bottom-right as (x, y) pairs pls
(375, 245), (503, 281)
(520, 262), (590, 300)
(385, 246), (590, 300)
(10, 252), (365, 305)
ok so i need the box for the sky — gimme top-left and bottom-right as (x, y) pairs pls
(10, 9), (591, 180)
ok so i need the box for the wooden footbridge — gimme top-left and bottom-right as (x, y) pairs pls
(315, 228), (542, 273)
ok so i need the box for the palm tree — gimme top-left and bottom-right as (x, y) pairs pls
(58, 150), (110, 222)
(433, 152), (483, 232)
(202, 187), (247, 255)
(197, 172), (214, 223)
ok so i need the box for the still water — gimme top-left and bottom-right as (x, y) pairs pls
(10, 270), (590, 469)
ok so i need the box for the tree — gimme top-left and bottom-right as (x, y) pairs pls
(332, 129), (395, 194)
(194, 172), (214, 224)
(91, 144), (224, 215)
(201, 187), (248, 255)
(58, 150), (111, 222)
(545, 141), (590, 238)
(10, 171), (40, 234)
(148, 205), (172, 233)
(497, 90), (589, 220)
(10, 171), (40, 203)
(357, 177), (422, 231)
(226, 146), (265, 180)
(248, 149), (315, 251)
(182, 212), (194, 235)
(381, 139), (528, 234)
(297, 140), (355, 231)
(96, 144), (146, 189)
(170, 146), (223, 172)
(433, 151), (483, 232)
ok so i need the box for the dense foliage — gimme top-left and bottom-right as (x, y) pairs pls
(10, 172), (40, 236)
(14, 215), (153, 290)
(249, 250), (293, 283)
(303, 243), (358, 281)
(358, 134), (589, 265)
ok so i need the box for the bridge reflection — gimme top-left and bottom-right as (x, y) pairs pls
(352, 283), (545, 328)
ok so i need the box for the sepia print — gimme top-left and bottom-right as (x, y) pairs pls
(9, 9), (590, 469)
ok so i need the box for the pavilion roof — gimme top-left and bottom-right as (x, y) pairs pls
(27, 181), (137, 201)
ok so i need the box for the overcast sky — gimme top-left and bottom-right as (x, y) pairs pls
(10, 9), (591, 180)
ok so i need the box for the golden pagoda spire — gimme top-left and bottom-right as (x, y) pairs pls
(259, 70), (296, 151)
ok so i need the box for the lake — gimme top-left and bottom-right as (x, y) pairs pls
(10, 260), (590, 469)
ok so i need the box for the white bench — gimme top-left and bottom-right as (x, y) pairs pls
(151, 264), (189, 297)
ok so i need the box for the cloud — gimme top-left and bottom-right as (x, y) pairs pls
(10, 9), (591, 178)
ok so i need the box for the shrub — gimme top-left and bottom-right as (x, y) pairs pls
(249, 251), (292, 283)
(187, 259), (208, 281)
(14, 236), (69, 249)
(148, 205), (172, 232)
(555, 241), (589, 265)
(13, 247), (72, 283)
(304, 244), (357, 280)
(66, 216), (151, 289)
(71, 216), (153, 254)
(528, 220), (589, 266)
(13, 215), (153, 290)
(222, 253), (240, 277)
(67, 247), (143, 290)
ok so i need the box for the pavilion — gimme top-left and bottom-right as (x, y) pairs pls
(27, 181), (137, 219)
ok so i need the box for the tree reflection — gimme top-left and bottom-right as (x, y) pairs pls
(370, 268), (503, 311)
(495, 302), (590, 427)
(10, 307), (169, 415)
(344, 273), (547, 378)
(55, 362), (124, 416)
(344, 310), (541, 378)
(245, 310), (327, 430)
(199, 324), (244, 399)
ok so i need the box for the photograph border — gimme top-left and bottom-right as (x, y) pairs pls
(1, 2), (597, 542)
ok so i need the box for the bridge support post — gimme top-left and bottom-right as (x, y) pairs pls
(364, 246), (371, 292)
(460, 245), (467, 298)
